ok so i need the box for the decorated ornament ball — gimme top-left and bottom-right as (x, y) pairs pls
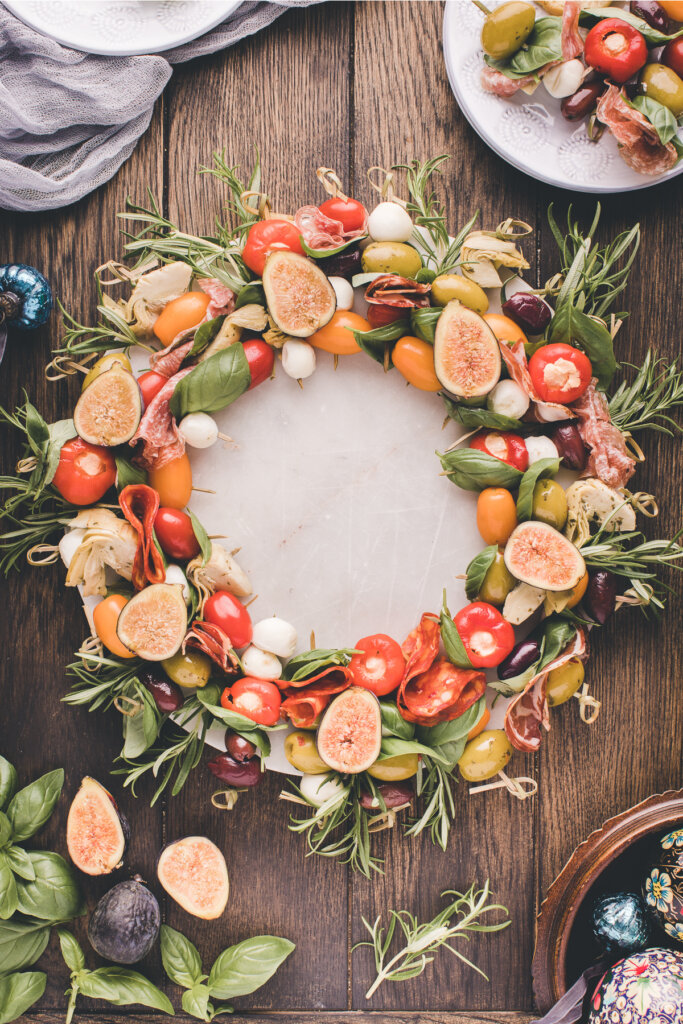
(592, 892), (650, 954)
(588, 947), (683, 1024)
(643, 828), (683, 944)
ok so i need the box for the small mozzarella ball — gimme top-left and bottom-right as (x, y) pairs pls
(367, 201), (414, 243)
(543, 59), (585, 99)
(252, 617), (298, 659)
(282, 339), (316, 380)
(328, 276), (354, 311)
(525, 435), (560, 466)
(164, 563), (190, 603)
(241, 645), (282, 680)
(178, 412), (218, 449)
(487, 380), (530, 420)
(300, 772), (345, 807)
(59, 528), (85, 569)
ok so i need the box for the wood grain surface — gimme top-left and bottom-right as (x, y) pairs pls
(0, 2), (681, 1020)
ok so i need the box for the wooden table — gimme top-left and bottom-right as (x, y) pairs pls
(1, 3), (681, 1021)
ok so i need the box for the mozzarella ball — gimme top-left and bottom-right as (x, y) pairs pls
(59, 528), (85, 569)
(543, 59), (585, 99)
(164, 563), (190, 603)
(300, 772), (346, 807)
(178, 412), (219, 449)
(328, 276), (354, 311)
(487, 380), (530, 419)
(282, 339), (316, 380)
(252, 617), (298, 659)
(241, 645), (282, 680)
(525, 435), (560, 466)
(367, 201), (414, 243)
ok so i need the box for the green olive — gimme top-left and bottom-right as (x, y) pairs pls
(546, 658), (585, 707)
(361, 241), (422, 278)
(82, 352), (133, 390)
(531, 479), (568, 530)
(367, 753), (419, 781)
(481, 1), (536, 60)
(478, 549), (516, 606)
(284, 731), (328, 774)
(641, 63), (683, 118)
(458, 729), (513, 782)
(431, 275), (489, 313)
(161, 650), (212, 689)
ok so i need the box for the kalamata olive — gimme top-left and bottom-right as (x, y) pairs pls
(630, 0), (670, 32)
(584, 570), (618, 625)
(317, 246), (361, 280)
(561, 80), (605, 121)
(141, 669), (184, 713)
(226, 731), (257, 763)
(502, 292), (552, 334)
(360, 781), (413, 811)
(552, 422), (588, 472)
(497, 638), (541, 681)
(207, 753), (262, 787)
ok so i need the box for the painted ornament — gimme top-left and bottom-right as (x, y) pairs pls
(592, 892), (650, 954)
(643, 828), (683, 943)
(588, 947), (683, 1024)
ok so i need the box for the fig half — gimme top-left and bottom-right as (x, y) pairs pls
(116, 583), (187, 661)
(504, 521), (585, 593)
(66, 777), (129, 876)
(73, 364), (142, 446)
(262, 251), (336, 338)
(88, 879), (160, 964)
(157, 836), (229, 920)
(317, 686), (382, 774)
(434, 301), (501, 398)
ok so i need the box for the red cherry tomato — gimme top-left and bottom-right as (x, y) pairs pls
(348, 634), (406, 696)
(470, 431), (529, 472)
(584, 19), (647, 83)
(528, 343), (592, 403)
(52, 437), (116, 506)
(242, 220), (304, 276)
(221, 677), (282, 726)
(137, 370), (168, 408)
(242, 339), (274, 389)
(453, 602), (515, 669)
(663, 37), (683, 77)
(153, 508), (201, 561)
(204, 591), (253, 649)
(319, 197), (368, 233)
(153, 292), (211, 347)
(367, 304), (406, 329)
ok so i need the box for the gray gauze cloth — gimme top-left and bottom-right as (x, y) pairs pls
(0, 1), (320, 212)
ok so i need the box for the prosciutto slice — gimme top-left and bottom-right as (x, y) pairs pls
(150, 337), (194, 378)
(499, 341), (574, 422)
(571, 380), (636, 488)
(130, 366), (193, 470)
(197, 278), (235, 319)
(480, 66), (537, 97)
(596, 85), (678, 176)
(293, 205), (367, 250)
(561, 1), (583, 60)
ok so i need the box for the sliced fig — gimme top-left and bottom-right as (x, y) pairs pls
(157, 836), (229, 920)
(434, 301), (501, 398)
(504, 521), (585, 593)
(116, 583), (187, 661)
(262, 251), (336, 338)
(88, 879), (160, 964)
(316, 686), (382, 774)
(73, 364), (142, 446)
(66, 777), (129, 876)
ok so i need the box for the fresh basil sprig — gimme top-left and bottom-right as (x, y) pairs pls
(187, 507), (212, 564)
(628, 95), (680, 147)
(516, 457), (560, 521)
(190, 316), (226, 356)
(115, 456), (147, 489)
(281, 647), (358, 682)
(169, 344), (250, 419)
(548, 301), (618, 389)
(416, 696), (486, 768)
(485, 17), (562, 78)
(352, 320), (408, 367)
(0, 401), (75, 502)
(440, 592), (473, 670)
(442, 394), (522, 432)
(438, 448), (523, 492)
(410, 305), (441, 343)
(160, 924), (294, 1022)
(464, 545), (498, 601)
(538, 617), (577, 670)
(379, 702), (415, 741)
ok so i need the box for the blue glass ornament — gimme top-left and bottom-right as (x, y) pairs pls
(592, 892), (650, 954)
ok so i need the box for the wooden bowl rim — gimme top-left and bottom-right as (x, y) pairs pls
(531, 788), (683, 1013)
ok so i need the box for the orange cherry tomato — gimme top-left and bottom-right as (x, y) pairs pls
(392, 336), (441, 392)
(308, 311), (369, 355)
(153, 292), (211, 347)
(148, 453), (193, 509)
(93, 594), (135, 659)
(467, 706), (491, 741)
(476, 488), (517, 546)
(565, 570), (589, 609)
(483, 313), (528, 347)
(660, 1), (683, 20)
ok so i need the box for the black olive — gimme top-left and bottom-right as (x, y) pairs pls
(141, 668), (184, 713)
(502, 292), (552, 334)
(317, 246), (361, 280)
(497, 638), (541, 681)
(207, 753), (262, 787)
(584, 571), (618, 625)
(552, 423), (588, 472)
(561, 80), (605, 122)
(630, 0), (670, 32)
(360, 781), (413, 811)
(225, 731), (257, 762)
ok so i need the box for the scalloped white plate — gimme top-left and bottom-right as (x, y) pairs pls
(442, 0), (683, 194)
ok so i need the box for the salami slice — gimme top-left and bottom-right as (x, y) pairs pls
(401, 613), (441, 684)
(281, 670), (351, 728)
(118, 484), (165, 590)
(561, 1), (583, 60)
(130, 366), (193, 471)
(499, 340), (575, 422)
(596, 85), (678, 176)
(197, 278), (236, 319)
(398, 657), (486, 725)
(480, 67), (537, 97)
(182, 621), (239, 674)
(294, 206), (367, 250)
(150, 337), (195, 378)
(572, 380), (636, 488)
(365, 275), (432, 308)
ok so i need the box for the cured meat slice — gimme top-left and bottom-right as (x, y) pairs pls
(130, 366), (193, 470)
(150, 337), (194, 378)
(596, 85), (678, 176)
(280, 668), (351, 728)
(365, 275), (431, 307)
(118, 484), (165, 590)
(398, 657), (486, 726)
(561, 1), (583, 60)
(572, 380), (636, 488)
(401, 613), (441, 685)
(499, 340), (574, 422)
(480, 67), (537, 97)
(197, 278), (235, 318)
(182, 621), (239, 674)
(294, 206), (366, 250)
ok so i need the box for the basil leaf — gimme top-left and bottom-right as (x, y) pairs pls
(15, 851), (83, 921)
(438, 448), (523, 492)
(410, 306), (441, 344)
(379, 737), (448, 764)
(548, 302), (618, 388)
(122, 694), (159, 760)
(0, 971), (46, 1023)
(0, 814), (10, 850)
(5, 845), (35, 882)
(485, 16), (562, 77)
(417, 696), (486, 750)
(433, 735), (467, 769)
(187, 508), (212, 564)
(78, 966), (174, 1014)
(352, 320), (408, 367)
(0, 919), (50, 974)
(115, 456), (147, 490)
(629, 95), (679, 146)
(302, 236), (362, 259)
(235, 282), (265, 310)
(196, 690), (260, 733)
(170, 344), (250, 419)
(579, 6), (683, 45)
(57, 928), (85, 973)
(516, 457), (560, 522)
(0, 759), (17, 813)
(207, 935), (295, 1000)
(44, 419), (76, 487)
(191, 316), (226, 357)
(160, 924), (203, 989)
(539, 617), (577, 670)
(7, 768), (63, 842)
(379, 702), (415, 741)
(440, 598), (473, 670)
(182, 984), (211, 1020)
(24, 402), (49, 453)
(443, 394), (522, 432)
(0, 855), (18, 920)
(282, 648), (356, 683)
(465, 545), (498, 601)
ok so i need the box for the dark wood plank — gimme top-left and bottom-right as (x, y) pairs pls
(25, 1013), (535, 1024)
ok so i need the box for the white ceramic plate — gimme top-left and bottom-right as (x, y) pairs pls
(442, 0), (683, 193)
(3, 0), (241, 56)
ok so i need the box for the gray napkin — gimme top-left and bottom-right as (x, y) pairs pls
(0, 1), (320, 213)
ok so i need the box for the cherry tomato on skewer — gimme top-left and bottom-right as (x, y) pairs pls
(242, 220), (304, 276)
(148, 453), (193, 510)
(319, 196), (367, 233)
(52, 437), (116, 505)
(221, 677), (281, 726)
(349, 634), (406, 696)
(153, 292), (211, 347)
(137, 370), (168, 407)
(204, 590), (253, 649)
(154, 508), (201, 561)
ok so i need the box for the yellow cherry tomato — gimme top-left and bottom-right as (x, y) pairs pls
(483, 313), (528, 346)
(467, 706), (491, 741)
(659, 1), (683, 20)
(308, 311), (369, 355)
(565, 570), (589, 610)
(93, 594), (135, 659)
(476, 487), (517, 546)
(82, 353), (133, 391)
(153, 292), (212, 347)
(148, 453), (193, 509)
(392, 336), (441, 391)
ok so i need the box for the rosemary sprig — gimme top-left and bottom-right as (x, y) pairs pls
(581, 525), (683, 611)
(355, 881), (510, 999)
(199, 149), (262, 241)
(64, 652), (144, 712)
(54, 299), (143, 358)
(609, 350), (683, 435)
(405, 761), (456, 852)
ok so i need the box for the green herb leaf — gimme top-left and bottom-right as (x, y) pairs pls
(438, 448), (523, 492)
(485, 17), (562, 77)
(416, 698), (486, 767)
(235, 282), (265, 309)
(379, 702), (415, 741)
(122, 693), (160, 760)
(282, 648), (357, 683)
(170, 344), (250, 419)
(5, 845), (36, 881)
(0, 919), (50, 974)
(0, 759), (17, 813)
(181, 984), (211, 1020)
(160, 924), (204, 989)
(442, 394), (522, 432)
(14, 851), (83, 921)
(187, 508), (212, 564)
(548, 302), (618, 388)
(0, 855), (18, 920)
(302, 236), (363, 259)
(379, 737), (448, 764)
(6, 768), (63, 842)
(115, 457), (147, 490)
(440, 596), (473, 670)
(628, 95), (679, 146)
(195, 689), (261, 733)
(410, 306), (441, 344)
(0, 813), (10, 850)
(57, 929), (85, 973)
(78, 966), (174, 1014)
(207, 935), (295, 1000)
(191, 317), (226, 356)
(516, 457), (560, 522)
(579, 6), (683, 45)
(0, 971), (46, 1023)
(538, 617), (576, 670)
(465, 545), (498, 601)
(352, 320), (408, 367)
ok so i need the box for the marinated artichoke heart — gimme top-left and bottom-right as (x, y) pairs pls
(565, 478), (637, 546)
(199, 303), (269, 361)
(503, 582), (546, 625)
(187, 541), (252, 607)
(65, 510), (137, 597)
(460, 231), (530, 288)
